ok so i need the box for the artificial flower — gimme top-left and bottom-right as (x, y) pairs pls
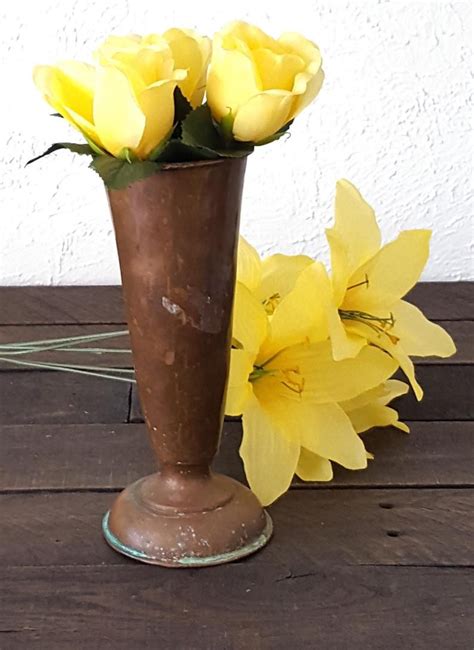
(207, 21), (324, 143)
(236, 236), (330, 361)
(33, 37), (189, 159)
(96, 30), (211, 107)
(341, 379), (410, 434)
(236, 234), (313, 307)
(318, 179), (456, 399)
(226, 280), (398, 505)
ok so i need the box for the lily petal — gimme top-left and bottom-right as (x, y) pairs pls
(237, 236), (262, 292)
(265, 340), (398, 403)
(296, 448), (333, 481)
(225, 349), (254, 416)
(345, 321), (424, 400)
(241, 394), (300, 505)
(233, 282), (268, 354)
(348, 403), (410, 433)
(259, 262), (329, 362)
(330, 179), (382, 277)
(341, 379), (409, 412)
(326, 228), (351, 307)
(300, 403), (368, 469)
(327, 304), (366, 360)
(258, 252), (313, 303)
(343, 230), (432, 312)
(391, 300), (456, 358)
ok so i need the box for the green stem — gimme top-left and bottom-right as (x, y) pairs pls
(0, 330), (128, 349)
(0, 356), (136, 383)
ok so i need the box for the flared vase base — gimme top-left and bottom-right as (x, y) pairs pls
(102, 471), (273, 568)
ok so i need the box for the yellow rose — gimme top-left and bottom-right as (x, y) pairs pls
(96, 30), (211, 108)
(33, 51), (186, 159)
(207, 21), (324, 143)
(162, 29), (211, 107)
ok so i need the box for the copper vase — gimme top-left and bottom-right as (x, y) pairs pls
(102, 158), (272, 567)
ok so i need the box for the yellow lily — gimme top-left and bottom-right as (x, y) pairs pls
(226, 280), (398, 505)
(320, 180), (456, 399)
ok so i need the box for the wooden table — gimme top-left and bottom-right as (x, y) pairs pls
(1, 284), (473, 649)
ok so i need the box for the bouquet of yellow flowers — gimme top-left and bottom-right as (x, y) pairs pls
(27, 20), (456, 567)
(228, 180), (455, 505)
(30, 21), (324, 187)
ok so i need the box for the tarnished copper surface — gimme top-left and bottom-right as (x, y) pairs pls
(104, 158), (272, 567)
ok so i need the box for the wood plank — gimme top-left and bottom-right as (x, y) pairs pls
(406, 281), (473, 320)
(0, 286), (124, 325)
(396, 364), (474, 420)
(0, 421), (473, 492)
(0, 371), (130, 425)
(0, 283), (471, 326)
(0, 565), (472, 650)
(0, 319), (470, 369)
(130, 363), (474, 423)
(1, 489), (473, 569)
(0, 365), (470, 427)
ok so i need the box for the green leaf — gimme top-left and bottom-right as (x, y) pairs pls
(26, 142), (94, 166)
(173, 87), (193, 123)
(154, 139), (212, 163)
(181, 104), (253, 159)
(89, 156), (161, 190)
(256, 120), (294, 146)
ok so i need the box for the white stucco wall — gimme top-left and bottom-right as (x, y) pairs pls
(1, 0), (472, 285)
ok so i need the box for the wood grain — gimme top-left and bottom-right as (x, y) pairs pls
(1, 489), (473, 569)
(2, 364), (471, 426)
(0, 282), (471, 325)
(0, 286), (124, 325)
(0, 371), (130, 425)
(130, 362), (474, 423)
(395, 364), (474, 420)
(0, 565), (471, 650)
(0, 421), (473, 492)
(406, 281), (473, 320)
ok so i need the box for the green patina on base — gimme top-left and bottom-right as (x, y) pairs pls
(102, 510), (273, 568)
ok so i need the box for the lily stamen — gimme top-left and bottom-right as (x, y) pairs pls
(339, 309), (399, 344)
(262, 292), (281, 315)
(347, 274), (369, 291)
(280, 368), (305, 395)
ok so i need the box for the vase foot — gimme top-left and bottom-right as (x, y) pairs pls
(102, 471), (273, 567)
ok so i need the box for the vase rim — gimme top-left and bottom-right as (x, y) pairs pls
(160, 157), (245, 171)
